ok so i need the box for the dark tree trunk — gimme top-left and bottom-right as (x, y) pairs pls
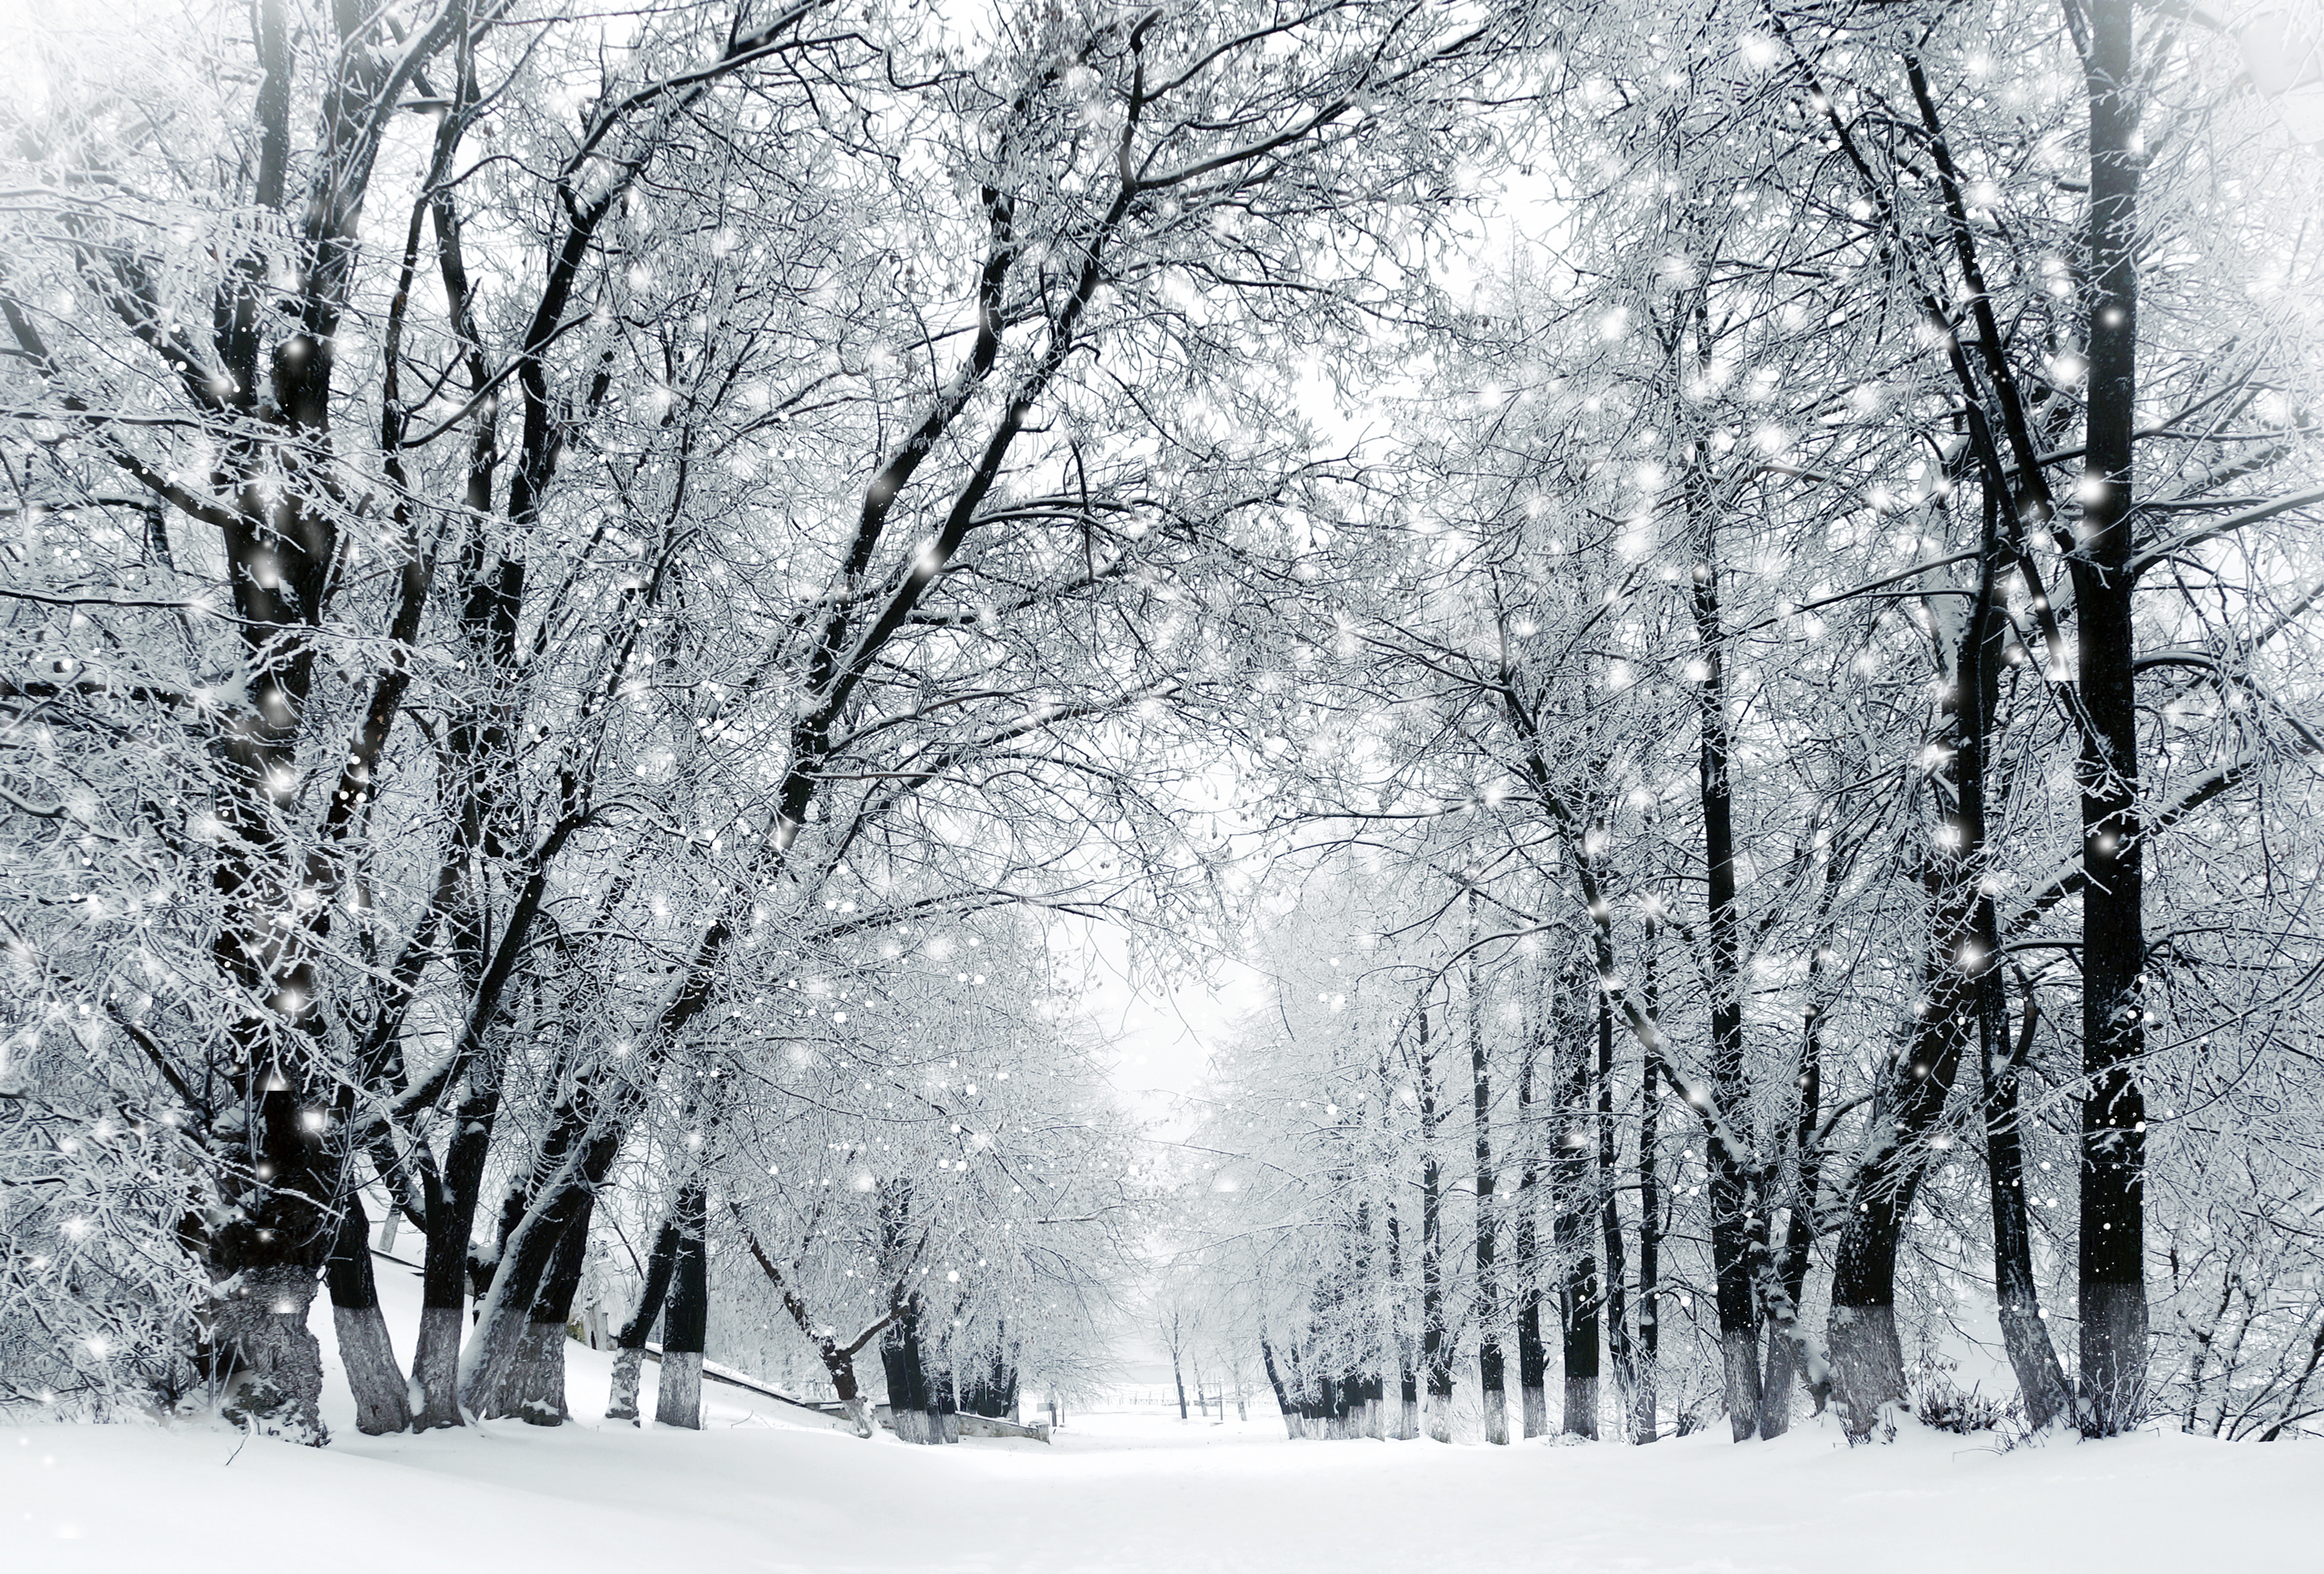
(606, 1214), (681, 1421)
(1384, 1199), (1418, 1439)
(1829, 480), (2009, 1437)
(1515, 1011), (1548, 1438)
(1554, 961), (1598, 1439)
(1260, 1331), (1298, 1438)
(1174, 1346), (1190, 1420)
(927, 1330), (958, 1443)
(1759, 975), (1827, 1439)
(881, 1304), (933, 1443)
(2072, 0), (2149, 1438)
(653, 1182), (708, 1429)
(1685, 518), (1766, 1441)
(1632, 921), (1662, 1444)
(1416, 999), (1453, 1440)
(1986, 989), (2071, 1428)
(1596, 990), (1633, 1434)
(325, 1190), (412, 1435)
(1468, 900), (1507, 1443)
(412, 1066), (504, 1429)
(458, 1095), (631, 1411)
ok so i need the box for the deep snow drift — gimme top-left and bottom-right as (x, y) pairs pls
(4, 1258), (2318, 1572)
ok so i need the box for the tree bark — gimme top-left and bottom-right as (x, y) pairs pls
(1416, 998), (1453, 1440)
(1596, 990), (1632, 1435)
(1986, 988), (2071, 1429)
(606, 1215), (682, 1421)
(1688, 522), (1764, 1441)
(1260, 1330), (1299, 1439)
(1758, 992), (1825, 1440)
(1827, 473), (2010, 1437)
(2072, 0), (2150, 1439)
(1555, 961), (1598, 1439)
(1515, 1010), (1548, 1438)
(1631, 922), (1661, 1445)
(214, 1265), (329, 1447)
(1468, 896), (1507, 1444)
(653, 1182), (708, 1429)
(325, 1191), (411, 1435)
(412, 1042), (506, 1428)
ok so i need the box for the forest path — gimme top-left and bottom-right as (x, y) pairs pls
(4, 1260), (2318, 1573)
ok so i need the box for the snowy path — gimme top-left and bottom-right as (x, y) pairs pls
(5, 1263), (2318, 1573)
(12, 1396), (2323, 1572)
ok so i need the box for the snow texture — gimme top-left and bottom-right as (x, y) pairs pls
(3, 1257), (2317, 1572)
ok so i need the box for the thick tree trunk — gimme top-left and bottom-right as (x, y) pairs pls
(214, 1265), (329, 1446)
(204, 1028), (337, 1444)
(2072, 0), (2150, 1439)
(1173, 1348), (1190, 1420)
(459, 1116), (623, 1411)
(653, 1184), (708, 1429)
(325, 1192), (412, 1435)
(606, 1215), (682, 1421)
(412, 1064), (503, 1429)
(489, 1194), (592, 1425)
(880, 1299), (952, 1444)
(882, 1312), (931, 1444)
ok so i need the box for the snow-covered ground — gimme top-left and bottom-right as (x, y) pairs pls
(5, 1259), (2319, 1572)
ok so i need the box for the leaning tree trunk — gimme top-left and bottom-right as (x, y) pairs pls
(1985, 990), (2072, 1429)
(1827, 482), (2017, 1438)
(653, 1183), (709, 1429)
(1828, 937), (1978, 1435)
(2072, 0), (2150, 1439)
(606, 1213), (682, 1421)
(487, 1187), (594, 1426)
(459, 1103), (628, 1411)
(325, 1190), (412, 1435)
